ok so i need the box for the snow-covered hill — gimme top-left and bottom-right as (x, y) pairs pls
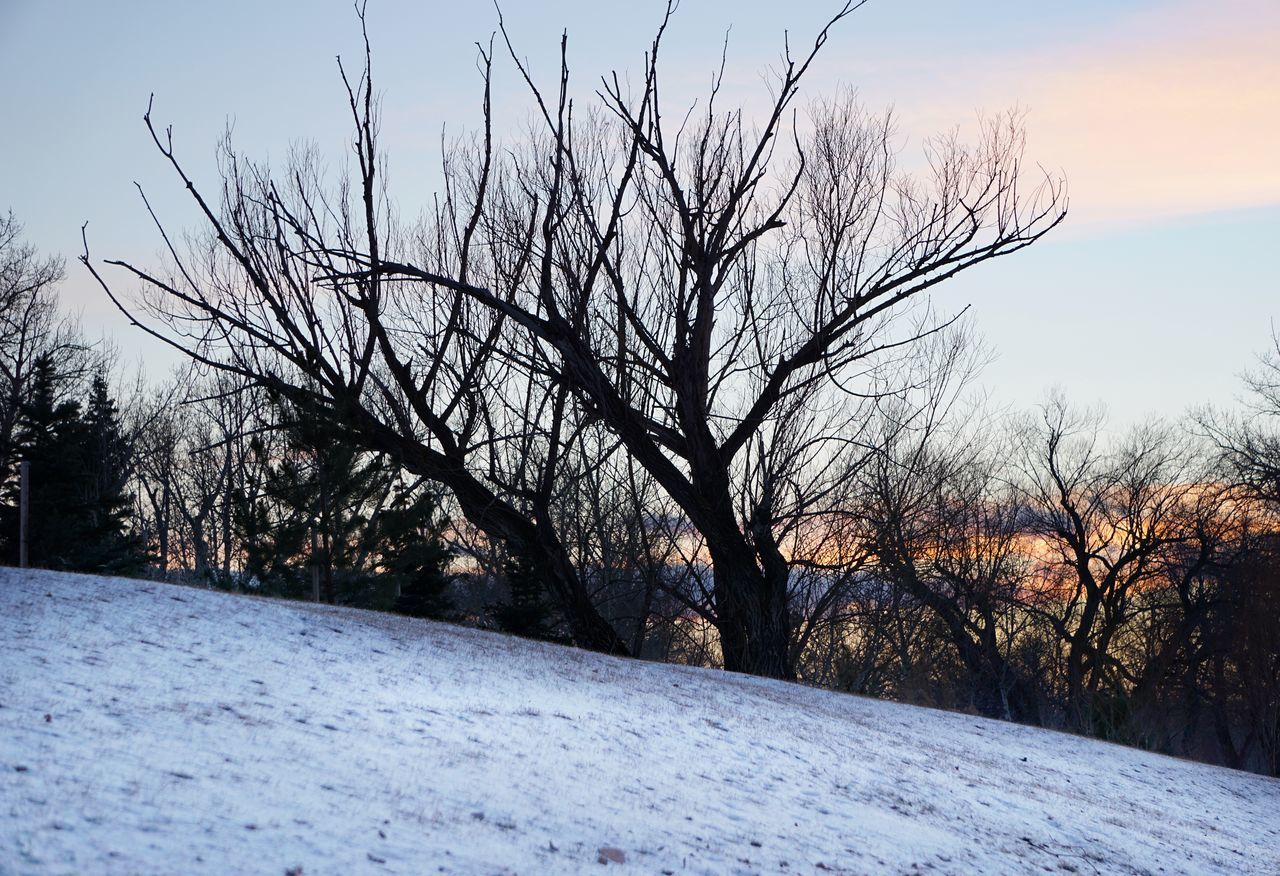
(1, 568), (1277, 875)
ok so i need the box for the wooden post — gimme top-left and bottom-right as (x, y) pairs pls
(18, 460), (29, 568)
(310, 525), (321, 602)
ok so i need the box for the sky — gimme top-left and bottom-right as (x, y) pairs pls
(1, 0), (1277, 422)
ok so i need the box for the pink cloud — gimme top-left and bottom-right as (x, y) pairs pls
(1022, 2), (1280, 231)
(825, 0), (1280, 234)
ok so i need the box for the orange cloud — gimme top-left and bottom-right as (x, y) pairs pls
(864, 1), (1280, 234)
(1025, 5), (1280, 231)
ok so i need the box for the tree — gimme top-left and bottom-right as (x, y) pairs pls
(0, 357), (143, 572)
(236, 399), (390, 602)
(88, 3), (1065, 678)
(226, 394), (457, 612)
(0, 355), (82, 566)
(338, 5), (1066, 677)
(384, 484), (454, 619)
(1, 211), (64, 465)
(129, 368), (276, 578)
(1192, 334), (1280, 772)
(1207, 535), (1280, 774)
(860, 410), (1042, 723)
(79, 372), (145, 572)
(1012, 398), (1218, 735)
(487, 551), (563, 641)
(0, 211), (99, 485)
(130, 373), (192, 575)
(1201, 331), (1280, 507)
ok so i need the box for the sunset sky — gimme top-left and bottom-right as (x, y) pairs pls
(2, 0), (1277, 422)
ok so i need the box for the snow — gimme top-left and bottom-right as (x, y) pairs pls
(1, 568), (1277, 875)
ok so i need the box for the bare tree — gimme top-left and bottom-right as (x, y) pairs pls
(0, 211), (88, 461)
(1201, 331), (1280, 507)
(88, 4), (1064, 676)
(345, 4), (1065, 677)
(1190, 334), (1280, 772)
(1012, 398), (1219, 733)
(86, 15), (627, 653)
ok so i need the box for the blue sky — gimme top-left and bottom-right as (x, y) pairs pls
(2, 0), (1276, 420)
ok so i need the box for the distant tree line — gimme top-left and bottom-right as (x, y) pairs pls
(4, 4), (1274, 776)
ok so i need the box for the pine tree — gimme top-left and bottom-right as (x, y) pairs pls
(79, 373), (145, 573)
(384, 486), (453, 619)
(229, 397), (455, 611)
(233, 432), (320, 598)
(487, 552), (563, 642)
(291, 415), (391, 604)
(0, 360), (142, 572)
(0, 356), (82, 567)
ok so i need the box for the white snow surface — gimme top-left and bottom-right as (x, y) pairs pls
(2, 568), (1278, 875)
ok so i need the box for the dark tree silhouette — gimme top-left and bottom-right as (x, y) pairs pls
(1, 358), (143, 572)
(86, 2), (1065, 677)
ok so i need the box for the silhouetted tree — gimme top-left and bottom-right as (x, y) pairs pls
(87, 3), (1064, 677)
(0, 357), (143, 572)
(487, 552), (563, 642)
(861, 413), (1042, 724)
(1, 211), (68, 469)
(384, 485), (454, 619)
(235, 401), (393, 602)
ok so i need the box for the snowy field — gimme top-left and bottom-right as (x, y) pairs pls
(1, 568), (1277, 875)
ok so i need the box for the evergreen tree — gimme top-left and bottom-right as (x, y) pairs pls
(0, 360), (142, 572)
(234, 400), (453, 612)
(1, 355), (82, 567)
(487, 552), (564, 642)
(234, 422), (384, 601)
(384, 486), (454, 619)
(78, 373), (145, 572)
(233, 432), (319, 598)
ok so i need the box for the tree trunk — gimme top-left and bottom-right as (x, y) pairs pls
(530, 518), (631, 655)
(353, 420), (631, 656)
(707, 541), (794, 678)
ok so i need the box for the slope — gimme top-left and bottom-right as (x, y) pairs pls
(1, 568), (1277, 875)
